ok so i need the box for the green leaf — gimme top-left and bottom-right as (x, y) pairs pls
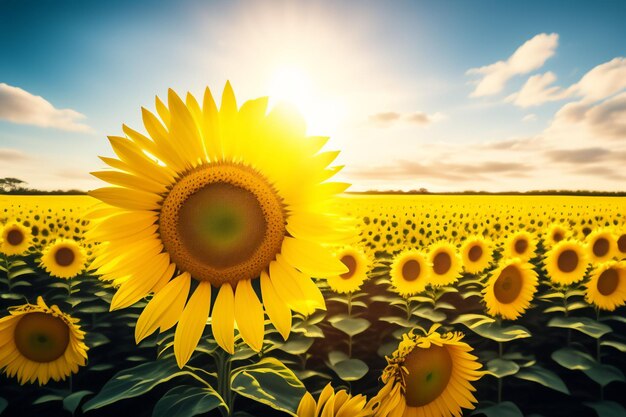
(584, 363), (626, 387)
(473, 401), (523, 417)
(331, 317), (370, 336)
(278, 337), (314, 355)
(379, 316), (416, 328)
(552, 347), (625, 386)
(469, 322), (531, 342)
(515, 365), (570, 395)
(328, 351), (349, 367)
(584, 401), (626, 417)
(601, 340), (626, 352)
(332, 358), (369, 382)
(32, 395), (64, 405)
(152, 385), (225, 417)
(413, 306), (446, 322)
(63, 391), (93, 414)
(548, 317), (611, 338)
(0, 397), (6, 415)
(83, 360), (191, 411)
(231, 357), (305, 416)
(485, 358), (520, 378)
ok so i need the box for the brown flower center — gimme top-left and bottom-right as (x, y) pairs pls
(433, 252), (451, 275)
(597, 268), (619, 296)
(468, 244), (483, 262)
(340, 254), (357, 280)
(557, 249), (578, 273)
(55, 247), (76, 267)
(617, 234), (626, 254)
(7, 229), (24, 246)
(514, 238), (528, 255)
(553, 231), (564, 242)
(494, 265), (523, 304)
(402, 259), (421, 282)
(403, 345), (453, 407)
(592, 237), (609, 258)
(14, 312), (70, 363)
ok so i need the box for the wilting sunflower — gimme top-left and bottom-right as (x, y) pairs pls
(369, 324), (482, 417)
(461, 236), (493, 274)
(503, 231), (536, 261)
(428, 241), (461, 286)
(544, 240), (588, 286)
(0, 296), (88, 385)
(326, 246), (370, 294)
(545, 223), (569, 247)
(585, 261), (626, 311)
(389, 249), (431, 297)
(1, 221), (31, 256)
(40, 239), (87, 279)
(88, 83), (350, 367)
(483, 258), (538, 320)
(586, 229), (616, 262)
(297, 382), (373, 417)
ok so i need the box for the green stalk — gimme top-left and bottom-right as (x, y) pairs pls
(216, 350), (234, 417)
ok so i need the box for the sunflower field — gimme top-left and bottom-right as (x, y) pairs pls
(1, 85), (626, 417)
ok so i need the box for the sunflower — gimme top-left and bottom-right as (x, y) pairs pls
(0, 296), (88, 385)
(88, 83), (350, 367)
(544, 240), (588, 286)
(483, 258), (538, 320)
(616, 229), (626, 260)
(389, 249), (431, 297)
(503, 231), (536, 261)
(326, 246), (370, 294)
(544, 223), (569, 247)
(1, 221), (32, 256)
(40, 239), (87, 279)
(585, 229), (616, 262)
(369, 324), (482, 417)
(461, 236), (493, 274)
(585, 261), (626, 311)
(428, 242), (461, 286)
(298, 383), (373, 417)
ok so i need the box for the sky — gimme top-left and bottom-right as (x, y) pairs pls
(1, 0), (625, 192)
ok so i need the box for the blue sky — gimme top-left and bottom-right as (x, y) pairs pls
(1, 0), (625, 191)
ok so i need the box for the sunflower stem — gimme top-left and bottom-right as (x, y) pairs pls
(215, 350), (234, 417)
(347, 292), (353, 317)
(497, 338), (503, 403)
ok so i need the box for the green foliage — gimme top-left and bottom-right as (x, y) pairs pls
(152, 386), (226, 417)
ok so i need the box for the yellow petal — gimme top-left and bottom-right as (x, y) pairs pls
(297, 392), (317, 417)
(234, 279), (264, 352)
(110, 252), (170, 310)
(281, 237), (348, 277)
(260, 270), (292, 340)
(212, 283), (235, 354)
(174, 281), (212, 368)
(89, 187), (161, 211)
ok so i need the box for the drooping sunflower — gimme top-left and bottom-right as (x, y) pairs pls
(369, 324), (482, 417)
(298, 382), (373, 417)
(1, 221), (32, 256)
(483, 258), (538, 320)
(0, 296), (88, 385)
(326, 245), (370, 294)
(40, 239), (87, 279)
(428, 241), (461, 286)
(585, 261), (626, 311)
(503, 231), (536, 261)
(461, 236), (493, 274)
(88, 83), (351, 367)
(585, 229), (616, 262)
(544, 223), (569, 247)
(544, 240), (589, 286)
(389, 249), (431, 297)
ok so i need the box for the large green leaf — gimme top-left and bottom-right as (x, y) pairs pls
(332, 358), (369, 382)
(152, 385), (225, 417)
(584, 401), (626, 417)
(472, 401), (523, 417)
(485, 358), (520, 378)
(515, 365), (570, 395)
(548, 317), (611, 339)
(63, 391), (93, 415)
(83, 360), (191, 411)
(231, 357), (305, 416)
(331, 317), (371, 336)
(0, 397), (7, 416)
(469, 322), (531, 342)
(552, 347), (625, 387)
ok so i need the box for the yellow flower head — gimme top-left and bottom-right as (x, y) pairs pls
(544, 223), (569, 247)
(585, 228), (616, 262)
(461, 236), (493, 274)
(544, 240), (589, 286)
(1, 221), (32, 256)
(40, 239), (87, 279)
(326, 245), (371, 294)
(585, 261), (626, 311)
(297, 383), (373, 417)
(616, 228), (626, 259)
(503, 231), (536, 261)
(428, 241), (462, 286)
(483, 258), (538, 320)
(389, 249), (431, 297)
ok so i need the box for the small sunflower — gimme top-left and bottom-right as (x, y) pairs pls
(389, 249), (431, 297)
(326, 246), (370, 294)
(585, 229), (616, 262)
(297, 383), (372, 417)
(88, 83), (350, 367)
(0, 297), (88, 385)
(544, 240), (588, 286)
(544, 223), (569, 247)
(428, 242), (461, 286)
(483, 258), (538, 320)
(585, 261), (626, 311)
(1, 221), (32, 256)
(40, 239), (87, 279)
(616, 229), (626, 259)
(369, 324), (482, 417)
(461, 236), (493, 274)
(503, 231), (536, 261)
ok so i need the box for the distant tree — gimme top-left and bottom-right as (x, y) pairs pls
(0, 177), (26, 192)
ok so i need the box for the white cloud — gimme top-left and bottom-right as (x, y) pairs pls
(0, 83), (93, 132)
(506, 72), (569, 107)
(522, 114), (537, 122)
(467, 33), (559, 97)
(369, 110), (446, 127)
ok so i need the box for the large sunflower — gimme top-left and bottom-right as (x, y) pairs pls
(461, 236), (493, 274)
(369, 325), (482, 417)
(298, 383), (373, 417)
(585, 261), (626, 311)
(326, 245), (370, 294)
(428, 242), (461, 286)
(0, 297), (88, 385)
(1, 221), (32, 256)
(88, 83), (350, 367)
(585, 229), (616, 262)
(40, 239), (87, 279)
(503, 231), (536, 261)
(389, 249), (431, 297)
(483, 258), (538, 320)
(544, 240), (588, 286)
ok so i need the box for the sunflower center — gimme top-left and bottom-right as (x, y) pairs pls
(433, 252), (451, 275)
(340, 255), (357, 279)
(7, 229), (24, 246)
(494, 265), (523, 304)
(55, 247), (76, 267)
(160, 163), (286, 285)
(553, 231), (564, 242)
(403, 345), (453, 407)
(468, 245), (483, 262)
(14, 312), (70, 363)
(618, 235), (626, 253)
(514, 238), (528, 255)
(597, 268), (619, 296)
(402, 259), (421, 281)
(593, 238), (609, 257)
(557, 249), (578, 273)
